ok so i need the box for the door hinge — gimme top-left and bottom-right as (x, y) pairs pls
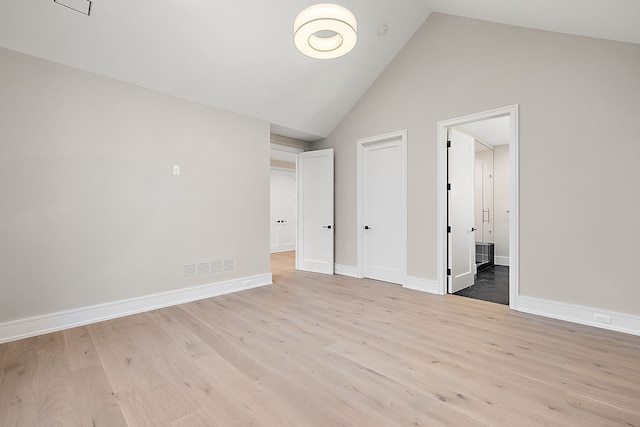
(447, 141), (451, 148)
(447, 226), (451, 233)
(447, 183), (451, 191)
(447, 268), (452, 276)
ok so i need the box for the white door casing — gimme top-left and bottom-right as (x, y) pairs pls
(270, 168), (296, 253)
(448, 129), (476, 293)
(357, 130), (407, 285)
(297, 149), (334, 274)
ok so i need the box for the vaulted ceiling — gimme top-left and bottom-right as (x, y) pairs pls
(1, 0), (638, 141)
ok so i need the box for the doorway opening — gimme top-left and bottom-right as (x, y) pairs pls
(437, 105), (519, 309)
(270, 143), (301, 257)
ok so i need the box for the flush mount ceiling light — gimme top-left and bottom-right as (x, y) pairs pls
(294, 3), (357, 59)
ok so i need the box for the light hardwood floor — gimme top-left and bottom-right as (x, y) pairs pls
(1, 251), (639, 426)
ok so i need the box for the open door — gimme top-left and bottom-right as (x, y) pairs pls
(448, 129), (475, 292)
(297, 149), (334, 274)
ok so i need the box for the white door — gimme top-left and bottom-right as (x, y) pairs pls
(270, 168), (296, 253)
(448, 129), (475, 293)
(297, 149), (334, 274)
(362, 139), (405, 285)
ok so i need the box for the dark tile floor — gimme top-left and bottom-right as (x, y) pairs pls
(454, 265), (509, 305)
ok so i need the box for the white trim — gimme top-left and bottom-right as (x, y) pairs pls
(0, 273), (272, 344)
(270, 165), (295, 172)
(271, 143), (303, 172)
(404, 276), (440, 294)
(494, 256), (510, 266)
(437, 105), (519, 308)
(269, 143), (304, 154)
(334, 264), (359, 278)
(356, 130), (408, 285)
(518, 296), (640, 337)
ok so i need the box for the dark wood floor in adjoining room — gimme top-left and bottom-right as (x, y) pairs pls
(1, 251), (639, 426)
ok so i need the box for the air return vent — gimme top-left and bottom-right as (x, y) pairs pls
(197, 262), (210, 276)
(54, 0), (92, 15)
(183, 264), (196, 278)
(211, 260), (222, 273)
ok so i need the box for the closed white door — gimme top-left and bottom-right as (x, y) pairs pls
(297, 149), (334, 274)
(363, 140), (405, 285)
(270, 168), (296, 253)
(448, 129), (475, 293)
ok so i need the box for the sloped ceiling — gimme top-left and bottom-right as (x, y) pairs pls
(0, 0), (638, 142)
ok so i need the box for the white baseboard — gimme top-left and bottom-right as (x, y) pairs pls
(334, 264), (359, 278)
(404, 276), (441, 294)
(0, 273), (272, 344)
(518, 296), (640, 337)
(495, 256), (510, 266)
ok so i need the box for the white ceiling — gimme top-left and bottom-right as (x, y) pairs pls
(457, 116), (510, 147)
(1, 0), (638, 142)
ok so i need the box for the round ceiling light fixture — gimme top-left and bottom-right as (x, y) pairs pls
(294, 3), (357, 59)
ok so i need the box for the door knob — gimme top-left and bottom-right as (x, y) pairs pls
(471, 227), (476, 232)
(364, 226), (372, 230)
(322, 225), (332, 229)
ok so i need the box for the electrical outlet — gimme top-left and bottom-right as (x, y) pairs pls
(593, 314), (611, 324)
(173, 165), (180, 176)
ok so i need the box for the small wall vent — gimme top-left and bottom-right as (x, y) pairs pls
(197, 262), (210, 276)
(223, 259), (234, 271)
(211, 260), (222, 273)
(183, 264), (197, 278)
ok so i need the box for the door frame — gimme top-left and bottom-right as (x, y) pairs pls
(436, 105), (519, 309)
(270, 143), (303, 168)
(356, 129), (407, 285)
(270, 143), (303, 265)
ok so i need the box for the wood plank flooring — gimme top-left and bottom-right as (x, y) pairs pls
(1, 250), (639, 426)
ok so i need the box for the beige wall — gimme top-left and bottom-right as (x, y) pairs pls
(0, 47), (271, 323)
(475, 151), (493, 164)
(312, 13), (640, 315)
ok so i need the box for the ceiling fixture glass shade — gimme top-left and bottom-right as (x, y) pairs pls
(294, 3), (357, 59)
